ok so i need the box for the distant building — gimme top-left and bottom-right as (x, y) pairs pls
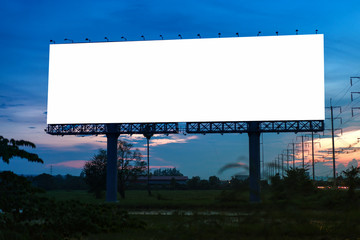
(135, 176), (188, 185)
(234, 175), (249, 181)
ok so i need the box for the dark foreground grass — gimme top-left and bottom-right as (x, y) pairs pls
(85, 210), (360, 240)
(44, 189), (249, 209)
(42, 189), (360, 240)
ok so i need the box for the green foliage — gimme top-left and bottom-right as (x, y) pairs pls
(187, 176), (201, 189)
(270, 168), (316, 201)
(83, 141), (146, 199)
(229, 176), (249, 190)
(117, 140), (145, 198)
(0, 136), (43, 164)
(342, 166), (360, 200)
(208, 176), (221, 187)
(30, 173), (88, 191)
(0, 172), (144, 239)
(0, 171), (43, 212)
(83, 149), (107, 198)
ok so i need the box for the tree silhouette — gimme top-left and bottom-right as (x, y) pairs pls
(83, 149), (107, 198)
(343, 166), (360, 199)
(0, 136), (43, 164)
(117, 140), (146, 199)
(83, 141), (145, 199)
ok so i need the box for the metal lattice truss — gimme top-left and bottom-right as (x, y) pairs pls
(45, 123), (179, 135)
(46, 121), (324, 136)
(186, 120), (324, 134)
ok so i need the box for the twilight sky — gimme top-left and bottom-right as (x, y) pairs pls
(0, 0), (360, 179)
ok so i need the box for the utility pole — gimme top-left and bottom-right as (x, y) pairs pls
(286, 149), (290, 170)
(305, 133), (321, 181)
(292, 143), (295, 168)
(311, 132), (315, 181)
(327, 100), (341, 187)
(281, 153), (284, 177)
(288, 143), (296, 168)
(330, 104), (336, 187)
(301, 136), (305, 168)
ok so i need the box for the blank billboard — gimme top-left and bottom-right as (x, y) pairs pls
(47, 34), (324, 124)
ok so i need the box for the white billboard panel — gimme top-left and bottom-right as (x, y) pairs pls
(47, 34), (324, 124)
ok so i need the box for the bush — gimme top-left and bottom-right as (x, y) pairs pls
(0, 171), (144, 239)
(270, 168), (316, 201)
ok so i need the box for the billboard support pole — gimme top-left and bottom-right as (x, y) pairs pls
(106, 124), (120, 202)
(248, 122), (261, 203)
(144, 132), (153, 196)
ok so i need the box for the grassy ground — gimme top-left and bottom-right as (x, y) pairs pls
(42, 189), (360, 239)
(44, 189), (249, 209)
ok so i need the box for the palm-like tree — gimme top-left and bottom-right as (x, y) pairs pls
(0, 136), (43, 164)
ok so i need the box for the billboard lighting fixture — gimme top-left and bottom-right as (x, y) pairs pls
(296, 29), (299, 35)
(235, 32), (239, 37)
(85, 38), (91, 42)
(104, 37), (109, 42)
(197, 33), (201, 38)
(160, 35), (163, 40)
(64, 38), (73, 43)
(50, 40), (55, 44)
(316, 29), (318, 34)
(178, 34), (182, 39)
(257, 31), (261, 36)
(141, 35), (145, 40)
(121, 36), (127, 41)
(276, 31), (279, 36)
(218, 32), (221, 38)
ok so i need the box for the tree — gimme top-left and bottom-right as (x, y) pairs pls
(187, 176), (200, 189)
(209, 175), (221, 187)
(0, 136), (43, 164)
(117, 140), (146, 199)
(342, 166), (360, 199)
(32, 173), (56, 190)
(0, 171), (42, 212)
(83, 149), (107, 198)
(83, 141), (146, 199)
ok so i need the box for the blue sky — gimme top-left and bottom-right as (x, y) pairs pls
(1, 0), (360, 179)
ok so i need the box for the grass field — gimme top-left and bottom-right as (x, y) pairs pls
(41, 189), (360, 240)
(44, 189), (249, 209)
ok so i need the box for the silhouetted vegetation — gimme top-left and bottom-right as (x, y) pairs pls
(82, 141), (146, 199)
(29, 173), (88, 191)
(342, 166), (360, 200)
(153, 168), (183, 176)
(3, 162), (360, 239)
(0, 136), (43, 164)
(269, 168), (317, 201)
(0, 171), (143, 240)
(83, 149), (107, 198)
(117, 140), (146, 198)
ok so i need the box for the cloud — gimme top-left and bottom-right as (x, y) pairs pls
(150, 165), (176, 169)
(148, 135), (198, 147)
(49, 160), (86, 169)
(347, 159), (358, 168)
(0, 103), (24, 109)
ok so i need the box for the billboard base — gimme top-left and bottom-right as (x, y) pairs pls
(45, 120), (324, 203)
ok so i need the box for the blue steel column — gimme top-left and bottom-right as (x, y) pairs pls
(106, 124), (120, 202)
(248, 122), (261, 202)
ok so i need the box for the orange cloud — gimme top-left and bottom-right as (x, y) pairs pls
(49, 160), (87, 169)
(301, 129), (360, 168)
